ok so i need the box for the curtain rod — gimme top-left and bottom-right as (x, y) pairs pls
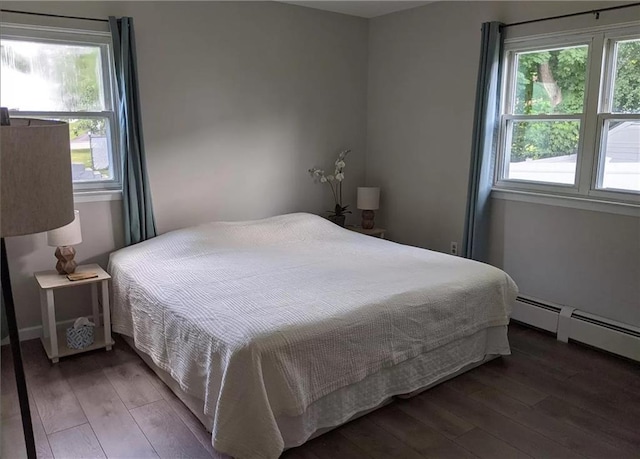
(0, 9), (109, 23)
(3, 3), (638, 28)
(503, 2), (640, 28)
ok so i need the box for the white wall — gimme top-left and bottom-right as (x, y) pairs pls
(4, 1), (638, 331)
(489, 199), (640, 326)
(367, 1), (640, 327)
(1, 1), (369, 328)
(5, 201), (124, 329)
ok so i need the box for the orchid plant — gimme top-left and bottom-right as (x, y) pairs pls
(308, 149), (352, 218)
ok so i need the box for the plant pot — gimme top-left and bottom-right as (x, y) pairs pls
(328, 215), (346, 227)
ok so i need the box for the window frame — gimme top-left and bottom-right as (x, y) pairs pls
(592, 30), (640, 197)
(1, 23), (121, 193)
(494, 23), (640, 207)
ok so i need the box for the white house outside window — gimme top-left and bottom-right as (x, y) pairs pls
(496, 24), (640, 205)
(0, 24), (120, 192)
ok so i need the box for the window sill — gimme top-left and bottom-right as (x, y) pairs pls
(491, 188), (640, 217)
(73, 190), (122, 203)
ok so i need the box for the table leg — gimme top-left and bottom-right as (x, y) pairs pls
(46, 290), (58, 363)
(101, 280), (112, 351)
(40, 290), (49, 339)
(91, 283), (101, 327)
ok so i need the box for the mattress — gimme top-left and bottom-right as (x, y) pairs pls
(108, 213), (517, 458)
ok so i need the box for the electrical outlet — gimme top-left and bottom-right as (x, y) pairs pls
(450, 241), (458, 256)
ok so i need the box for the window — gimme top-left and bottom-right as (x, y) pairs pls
(597, 37), (640, 193)
(497, 25), (640, 204)
(1, 25), (120, 192)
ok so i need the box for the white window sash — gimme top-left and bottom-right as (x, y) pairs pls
(1, 23), (121, 193)
(495, 21), (640, 206)
(10, 110), (121, 191)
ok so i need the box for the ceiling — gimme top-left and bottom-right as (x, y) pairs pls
(278, 1), (433, 18)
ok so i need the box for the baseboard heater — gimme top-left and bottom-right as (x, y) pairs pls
(512, 295), (640, 362)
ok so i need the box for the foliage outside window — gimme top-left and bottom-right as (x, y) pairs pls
(0, 26), (119, 192)
(497, 25), (640, 202)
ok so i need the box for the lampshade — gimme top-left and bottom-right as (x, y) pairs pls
(357, 187), (380, 210)
(47, 210), (82, 247)
(1, 119), (75, 237)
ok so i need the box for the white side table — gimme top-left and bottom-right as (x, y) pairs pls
(346, 226), (386, 239)
(34, 263), (114, 363)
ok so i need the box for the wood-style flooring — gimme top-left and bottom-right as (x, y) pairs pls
(1, 323), (639, 458)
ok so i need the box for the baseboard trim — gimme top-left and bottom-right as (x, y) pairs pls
(6, 302), (638, 362)
(513, 295), (639, 362)
(1, 315), (103, 346)
(1, 323), (45, 345)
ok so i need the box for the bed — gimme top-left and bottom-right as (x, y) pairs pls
(108, 213), (517, 458)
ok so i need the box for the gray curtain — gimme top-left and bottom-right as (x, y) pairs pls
(109, 17), (157, 246)
(462, 22), (504, 261)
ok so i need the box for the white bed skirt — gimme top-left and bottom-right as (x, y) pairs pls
(123, 324), (509, 453)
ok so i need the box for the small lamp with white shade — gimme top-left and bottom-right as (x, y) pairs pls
(47, 210), (82, 274)
(357, 187), (380, 230)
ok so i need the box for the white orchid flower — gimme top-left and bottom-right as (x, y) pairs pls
(308, 150), (351, 212)
(337, 149), (351, 161)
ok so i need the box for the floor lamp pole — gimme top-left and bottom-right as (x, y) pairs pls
(1, 238), (36, 458)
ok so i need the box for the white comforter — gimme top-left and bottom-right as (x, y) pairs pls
(109, 213), (517, 458)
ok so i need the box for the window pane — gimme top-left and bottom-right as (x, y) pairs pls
(70, 118), (114, 182)
(513, 45), (588, 115)
(27, 116), (115, 182)
(0, 39), (105, 111)
(506, 120), (580, 185)
(611, 39), (640, 114)
(599, 120), (640, 192)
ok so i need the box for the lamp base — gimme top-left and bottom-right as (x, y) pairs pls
(361, 210), (375, 230)
(55, 246), (77, 274)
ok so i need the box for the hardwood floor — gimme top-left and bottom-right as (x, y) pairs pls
(1, 323), (639, 458)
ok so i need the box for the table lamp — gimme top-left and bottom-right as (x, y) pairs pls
(357, 187), (380, 230)
(47, 210), (82, 274)
(1, 117), (75, 458)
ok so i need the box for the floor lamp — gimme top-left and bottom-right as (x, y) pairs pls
(1, 118), (75, 458)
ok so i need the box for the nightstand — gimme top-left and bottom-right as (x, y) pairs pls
(346, 226), (386, 239)
(34, 264), (114, 363)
